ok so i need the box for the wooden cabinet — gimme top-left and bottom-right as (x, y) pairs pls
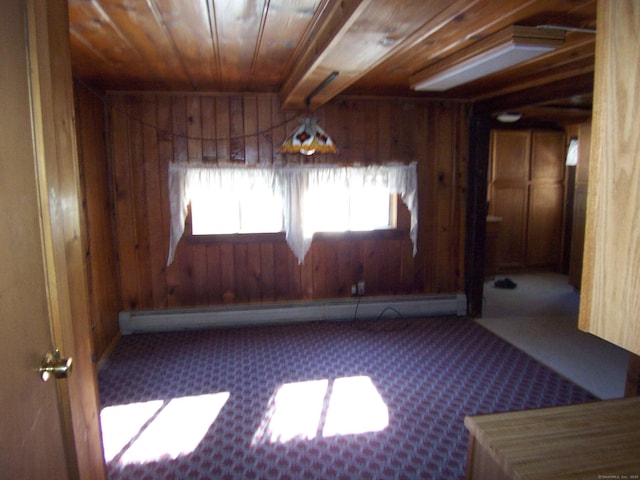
(579, 0), (640, 357)
(488, 129), (565, 271)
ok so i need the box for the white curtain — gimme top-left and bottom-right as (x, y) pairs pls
(167, 162), (418, 265)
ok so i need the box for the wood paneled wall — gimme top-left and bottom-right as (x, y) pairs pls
(79, 89), (467, 317)
(74, 82), (121, 362)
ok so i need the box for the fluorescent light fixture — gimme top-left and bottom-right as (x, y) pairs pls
(411, 26), (564, 92)
(415, 44), (555, 91)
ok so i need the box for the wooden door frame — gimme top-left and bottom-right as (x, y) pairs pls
(26, 1), (106, 478)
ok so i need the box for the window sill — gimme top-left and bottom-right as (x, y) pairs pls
(187, 229), (409, 245)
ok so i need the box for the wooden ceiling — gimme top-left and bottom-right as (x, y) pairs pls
(68, 0), (597, 125)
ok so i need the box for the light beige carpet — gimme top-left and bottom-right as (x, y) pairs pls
(476, 272), (629, 399)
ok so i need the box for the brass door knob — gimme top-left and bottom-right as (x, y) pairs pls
(39, 349), (72, 382)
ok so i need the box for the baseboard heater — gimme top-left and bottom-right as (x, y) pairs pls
(119, 293), (467, 335)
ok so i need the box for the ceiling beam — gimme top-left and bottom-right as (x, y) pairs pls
(474, 72), (594, 115)
(278, 0), (484, 111)
(279, 0), (370, 111)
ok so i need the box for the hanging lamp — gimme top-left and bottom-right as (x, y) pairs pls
(279, 72), (339, 156)
(278, 117), (336, 156)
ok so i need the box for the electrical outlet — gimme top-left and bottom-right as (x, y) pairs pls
(357, 280), (365, 296)
(351, 284), (357, 296)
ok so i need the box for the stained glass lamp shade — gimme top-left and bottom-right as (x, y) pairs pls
(279, 118), (337, 156)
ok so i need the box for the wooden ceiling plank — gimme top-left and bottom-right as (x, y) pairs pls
(68, 1), (141, 67)
(68, 1), (177, 90)
(512, 102), (593, 125)
(69, 30), (135, 89)
(87, 0), (193, 89)
(475, 72), (594, 115)
(213, 0), (269, 90)
(151, 0), (220, 89)
(205, 0), (223, 89)
(355, 0), (487, 87)
(248, 0), (272, 84)
(470, 59), (594, 104)
(145, 0), (196, 89)
(540, 0), (597, 31)
(68, 30), (112, 68)
(250, 0), (321, 91)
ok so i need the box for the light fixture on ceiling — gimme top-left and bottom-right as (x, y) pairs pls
(410, 25), (565, 92)
(279, 72), (339, 156)
(496, 112), (522, 123)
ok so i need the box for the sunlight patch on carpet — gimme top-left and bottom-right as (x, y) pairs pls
(101, 392), (229, 465)
(252, 376), (388, 445)
(253, 379), (328, 444)
(322, 376), (388, 437)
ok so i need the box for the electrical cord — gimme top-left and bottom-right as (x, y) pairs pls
(350, 296), (410, 333)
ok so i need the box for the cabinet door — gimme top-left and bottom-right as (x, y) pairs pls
(579, 0), (640, 356)
(490, 130), (530, 183)
(489, 130), (531, 268)
(526, 131), (565, 268)
(527, 183), (564, 267)
(493, 186), (528, 268)
(530, 131), (565, 182)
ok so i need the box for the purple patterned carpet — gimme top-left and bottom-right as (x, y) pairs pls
(98, 316), (596, 479)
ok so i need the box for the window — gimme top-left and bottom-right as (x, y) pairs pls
(191, 184), (396, 236)
(167, 162), (418, 265)
(302, 185), (395, 235)
(191, 183), (284, 235)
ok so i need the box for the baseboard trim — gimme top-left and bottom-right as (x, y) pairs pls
(96, 332), (121, 371)
(119, 294), (467, 335)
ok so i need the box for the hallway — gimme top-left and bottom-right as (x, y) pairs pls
(476, 272), (629, 399)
